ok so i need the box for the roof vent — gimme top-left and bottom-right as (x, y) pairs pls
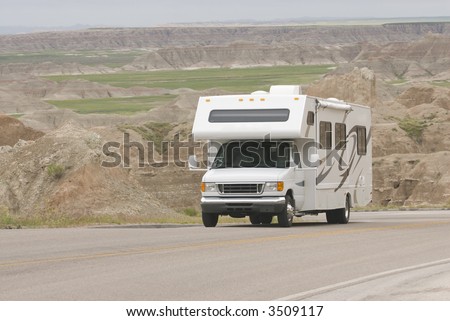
(269, 85), (302, 95)
(251, 90), (269, 95)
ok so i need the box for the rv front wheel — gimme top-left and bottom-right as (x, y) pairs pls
(250, 215), (272, 225)
(249, 215), (261, 225)
(202, 212), (219, 227)
(260, 215), (273, 225)
(278, 195), (294, 227)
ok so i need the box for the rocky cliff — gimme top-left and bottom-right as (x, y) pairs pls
(1, 23), (450, 52)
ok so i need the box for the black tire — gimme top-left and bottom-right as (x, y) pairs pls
(326, 195), (350, 224)
(249, 215), (261, 225)
(278, 195), (294, 227)
(260, 215), (273, 225)
(336, 196), (351, 224)
(202, 212), (219, 227)
(326, 210), (338, 224)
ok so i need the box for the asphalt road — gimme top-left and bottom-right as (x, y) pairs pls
(1, 211), (449, 300)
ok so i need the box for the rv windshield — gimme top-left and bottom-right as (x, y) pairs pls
(211, 141), (292, 169)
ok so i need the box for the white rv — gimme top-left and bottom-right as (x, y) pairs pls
(190, 85), (372, 227)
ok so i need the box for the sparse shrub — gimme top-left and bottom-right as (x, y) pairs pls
(47, 163), (65, 179)
(407, 159), (420, 166)
(183, 208), (199, 217)
(0, 206), (12, 226)
(84, 133), (101, 149)
(398, 117), (428, 144)
(424, 113), (436, 120)
(0, 206), (21, 229)
(118, 122), (174, 154)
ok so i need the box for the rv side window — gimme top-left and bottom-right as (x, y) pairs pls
(320, 121), (332, 149)
(307, 111), (314, 125)
(357, 126), (367, 155)
(335, 123), (346, 150)
(292, 145), (301, 167)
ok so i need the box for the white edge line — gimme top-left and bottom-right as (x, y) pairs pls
(274, 257), (450, 301)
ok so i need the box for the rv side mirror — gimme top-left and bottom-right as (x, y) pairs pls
(188, 155), (207, 171)
(310, 154), (320, 167)
(188, 155), (200, 170)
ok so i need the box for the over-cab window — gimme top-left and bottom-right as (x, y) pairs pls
(335, 123), (346, 150)
(357, 126), (367, 155)
(208, 109), (290, 123)
(319, 121), (332, 150)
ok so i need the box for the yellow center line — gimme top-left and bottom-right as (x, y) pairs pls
(1, 220), (448, 268)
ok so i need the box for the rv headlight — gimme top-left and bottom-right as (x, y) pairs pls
(201, 182), (216, 193)
(265, 182), (284, 192)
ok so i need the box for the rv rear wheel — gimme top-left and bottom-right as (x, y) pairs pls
(336, 195), (351, 224)
(326, 195), (350, 224)
(202, 212), (219, 227)
(278, 195), (294, 227)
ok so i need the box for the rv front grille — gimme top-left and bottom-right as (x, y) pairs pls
(217, 184), (264, 195)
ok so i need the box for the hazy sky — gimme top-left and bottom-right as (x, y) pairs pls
(1, 0), (449, 27)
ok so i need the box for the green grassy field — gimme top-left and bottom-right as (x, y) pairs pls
(432, 80), (450, 88)
(46, 65), (334, 93)
(0, 50), (143, 67)
(45, 65), (333, 115)
(385, 79), (408, 85)
(8, 113), (24, 119)
(46, 95), (176, 115)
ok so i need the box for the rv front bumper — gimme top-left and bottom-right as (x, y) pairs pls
(201, 196), (286, 215)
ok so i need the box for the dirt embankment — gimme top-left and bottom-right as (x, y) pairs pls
(0, 114), (44, 146)
(306, 67), (377, 107)
(0, 121), (192, 220)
